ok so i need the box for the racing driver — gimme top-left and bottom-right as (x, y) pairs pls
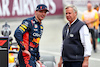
(14, 4), (49, 67)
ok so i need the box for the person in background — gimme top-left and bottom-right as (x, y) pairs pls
(82, 2), (99, 53)
(98, 3), (100, 14)
(99, 3), (100, 23)
(98, 3), (100, 43)
(93, 4), (99, 49)
(14, 4), (49, 67)
(58, 4), (92, 67)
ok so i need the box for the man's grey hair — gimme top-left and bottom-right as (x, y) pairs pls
(65, 4), (77, 13)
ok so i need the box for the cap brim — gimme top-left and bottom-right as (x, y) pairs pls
(36, 9), (49, 12)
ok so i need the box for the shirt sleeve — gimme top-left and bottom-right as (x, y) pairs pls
(79, 25), (92, 57)
(60, 42), (63, 56)
(94, 12), (99, 29)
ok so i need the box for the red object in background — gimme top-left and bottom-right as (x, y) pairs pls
(0, 40), (7, 46)
(0, 0), (63, 19)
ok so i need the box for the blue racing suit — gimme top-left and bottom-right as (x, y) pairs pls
(14, 16), (43, 67)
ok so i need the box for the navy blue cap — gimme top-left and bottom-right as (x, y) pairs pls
(36, 4), (49, 12)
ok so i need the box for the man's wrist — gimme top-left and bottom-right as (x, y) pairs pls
(36, 57), (40, 60)
(84, 56), (89, 61)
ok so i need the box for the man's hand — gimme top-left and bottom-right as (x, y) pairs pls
(37, 60), (42, 66)
(58, 61), (62, 67)
(22, 50), (31, 58)
(58, 57), (63, 67)
(84, 20), (91, 24)
(82, 56), (89, 67)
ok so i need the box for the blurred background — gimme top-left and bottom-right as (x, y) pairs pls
(0, 0), (100, 67)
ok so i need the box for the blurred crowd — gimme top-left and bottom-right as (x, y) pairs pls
(81, 2), (100, 53)
(94, 3), (100, 42)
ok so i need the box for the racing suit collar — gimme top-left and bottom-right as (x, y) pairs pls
(34, 16), (42, 25)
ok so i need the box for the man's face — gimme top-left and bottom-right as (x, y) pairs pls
(87, 3), (92, 11)
(96, 7), (99, 11)
(35, 10), (47, 21)
(65, 7), (77, 23)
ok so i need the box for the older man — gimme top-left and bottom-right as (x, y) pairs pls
(58, 5), (92, 67)
(82, 3), (99, 53)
